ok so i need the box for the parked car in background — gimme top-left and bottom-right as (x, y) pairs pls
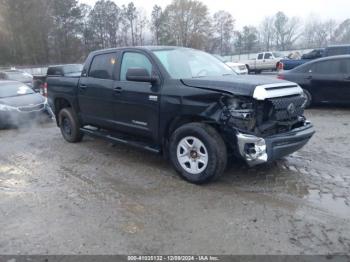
(0, 81), (51, 128)
(279, 49), (325, 71)
(324, 44), (350, 57)
(279, 45), (350, 71)
(47, 64), (83, 77)
(36, 64), (83, 97)
(244, 52), (285, 74)
(214, 55), (248, 75)
(278, 55), (350, 107)
(0, 69), (34, 89)
(225, 61), (248, 75)
(48, 46), (314, 184)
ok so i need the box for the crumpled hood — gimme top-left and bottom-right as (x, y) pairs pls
(181, 75), (292, 97)
(0, 93), (45, 107)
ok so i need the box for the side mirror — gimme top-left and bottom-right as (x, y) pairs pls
(126, 68), (158, 83)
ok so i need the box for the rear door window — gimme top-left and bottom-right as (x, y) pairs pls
(257, 54), (263, 60)
(294, 64), (312, 73)
(89, 53), (117, 80)
(314, 60), (342, 74)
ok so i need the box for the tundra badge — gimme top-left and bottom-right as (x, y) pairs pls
(149, 95), (158, 102)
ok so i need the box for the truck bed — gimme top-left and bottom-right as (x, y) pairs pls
(47, 76), (80, 110)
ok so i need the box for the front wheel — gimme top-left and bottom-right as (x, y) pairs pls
(169, 123), (227, 184)
(58, 108), (84, 143)
(302, 89), (312, 108)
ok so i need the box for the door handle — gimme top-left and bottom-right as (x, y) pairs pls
(344, 76), (350, 81)
(113, 87), (123, 95)
(80, 84), (88, 90)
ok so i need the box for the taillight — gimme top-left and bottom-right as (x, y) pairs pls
(42, 82), (48, 97)
(277, 62), (284, 71)
(277, 74), (285, 80)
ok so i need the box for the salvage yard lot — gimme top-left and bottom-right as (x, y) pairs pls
(0, 108), (349, 254)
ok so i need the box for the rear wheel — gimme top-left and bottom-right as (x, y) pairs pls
(169, 123), (227, 184)
(58, 108), (83, 143)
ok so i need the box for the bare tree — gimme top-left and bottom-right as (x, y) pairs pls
(260, 16), (275, 51)
(151, 5), (163, 45)
(124, 2), (137, 46)
(302, 16), (338, 48)
(237, 26), (259, 54)
(163, 0), (211, 49)
(334, 19), (350, 44)
(212, 11), (235, 55)
(135, 9), (148, 46)
(274, 11), (300, 50)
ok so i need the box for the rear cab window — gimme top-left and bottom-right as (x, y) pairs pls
(47, 67), (63, 76)
(264, 53), (272, 59)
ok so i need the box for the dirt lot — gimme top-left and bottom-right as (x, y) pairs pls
(0, 108), (349, 255)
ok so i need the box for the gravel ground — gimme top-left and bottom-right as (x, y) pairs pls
(0, 108), (349, 255)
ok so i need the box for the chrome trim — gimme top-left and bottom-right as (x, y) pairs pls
(149, 95), (158, 102)
(236, 132), (268, 166)
(253, 83), (303, 100)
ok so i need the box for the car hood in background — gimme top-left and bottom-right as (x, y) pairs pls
(181, 75), (290, 97)
(0, 93), (45, 107)
(225, 62), (246, 67)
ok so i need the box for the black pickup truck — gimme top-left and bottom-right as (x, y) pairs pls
(48, 46), (315, 184)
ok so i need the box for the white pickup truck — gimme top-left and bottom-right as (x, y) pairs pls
(244, 52), (285, 74)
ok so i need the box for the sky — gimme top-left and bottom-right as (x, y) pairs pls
(80, 0), (350, 29)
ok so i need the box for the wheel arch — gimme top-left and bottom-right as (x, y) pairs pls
(54, 97), (72, 125)
(162, 115), (221, 157)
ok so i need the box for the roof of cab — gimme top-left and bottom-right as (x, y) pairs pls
(89, 46), (190, 56)
(311, 54), (350, 62)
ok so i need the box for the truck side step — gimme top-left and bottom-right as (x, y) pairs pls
(80, 127), (161, 154)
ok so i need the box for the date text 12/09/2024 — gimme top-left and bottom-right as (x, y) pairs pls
(127, 255), (219, 261)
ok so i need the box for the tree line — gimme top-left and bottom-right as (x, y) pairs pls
(0, 0), (350, 66)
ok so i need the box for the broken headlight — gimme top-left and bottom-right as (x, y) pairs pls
(225, 97), (254, 120)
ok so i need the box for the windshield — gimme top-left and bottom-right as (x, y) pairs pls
(153, 49), (235, 79)
(0, 82), (34, 98)
(63, 64), (83, 76)
(5, 71), (33, 82)
(272, 52), (284, 58)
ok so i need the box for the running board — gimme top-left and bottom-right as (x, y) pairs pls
(80, 127), (161, 154)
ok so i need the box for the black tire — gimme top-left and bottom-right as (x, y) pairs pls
(58, 108), (83, 143)
(169, 122), (227, 184)
(303, 89), (312, 108)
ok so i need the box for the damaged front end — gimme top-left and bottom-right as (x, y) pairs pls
(220, 84), (315, 166)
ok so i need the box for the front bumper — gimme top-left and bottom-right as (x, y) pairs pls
(0, 106), (51, 126)
(236, 122), (315, 166)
